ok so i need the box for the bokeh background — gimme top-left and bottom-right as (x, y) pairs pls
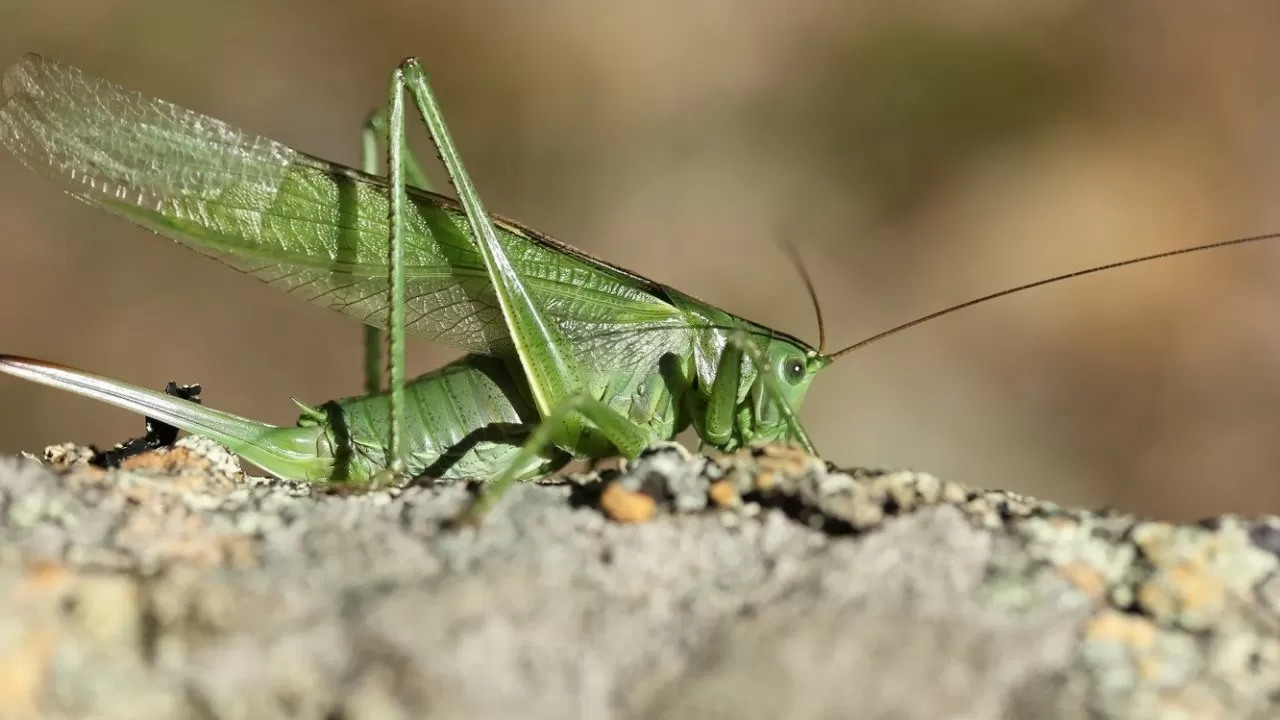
(1, 1), (1279, 521)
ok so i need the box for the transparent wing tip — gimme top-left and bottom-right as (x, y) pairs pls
(0, 53), (58, 150)
(2, 53), (52, 104)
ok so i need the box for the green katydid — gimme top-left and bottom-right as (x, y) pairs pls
(0, 53), (1275, 514)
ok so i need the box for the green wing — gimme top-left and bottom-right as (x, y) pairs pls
(0, 53), (695, 377)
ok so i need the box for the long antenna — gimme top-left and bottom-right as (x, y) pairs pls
(826, 231), (1280, 360)
(779, 238), (827, 354)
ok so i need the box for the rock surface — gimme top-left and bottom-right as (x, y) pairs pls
(0, 437), (1278, 719)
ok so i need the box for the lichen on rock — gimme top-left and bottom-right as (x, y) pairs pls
(0, 438), (1277, 719)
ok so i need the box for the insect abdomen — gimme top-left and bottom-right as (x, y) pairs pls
(324, 354), (563, 482)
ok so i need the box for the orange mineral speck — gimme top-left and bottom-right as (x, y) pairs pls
(756, 443), (815, 475)
(20, 560), (71, 594)
(119, 446), (212, 474)
(0, 627), (49, 720)
(1166, 560), (1226, 616)
(708, 480), (740, 508)
(600, 482), (657, 524)
(1085, 609), (1157, 649)
(1059, 561), (1107, 602)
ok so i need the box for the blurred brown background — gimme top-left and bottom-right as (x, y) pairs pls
(1, 1), (1279, 521)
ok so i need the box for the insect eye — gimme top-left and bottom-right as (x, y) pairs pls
(782, 356), (806, 385)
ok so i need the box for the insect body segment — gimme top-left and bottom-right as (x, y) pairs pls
(315, 353), (560, 483)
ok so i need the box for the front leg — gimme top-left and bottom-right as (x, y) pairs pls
(703, 331), (816, 454)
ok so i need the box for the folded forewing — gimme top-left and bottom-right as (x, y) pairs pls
(0, 53), (693, 376)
